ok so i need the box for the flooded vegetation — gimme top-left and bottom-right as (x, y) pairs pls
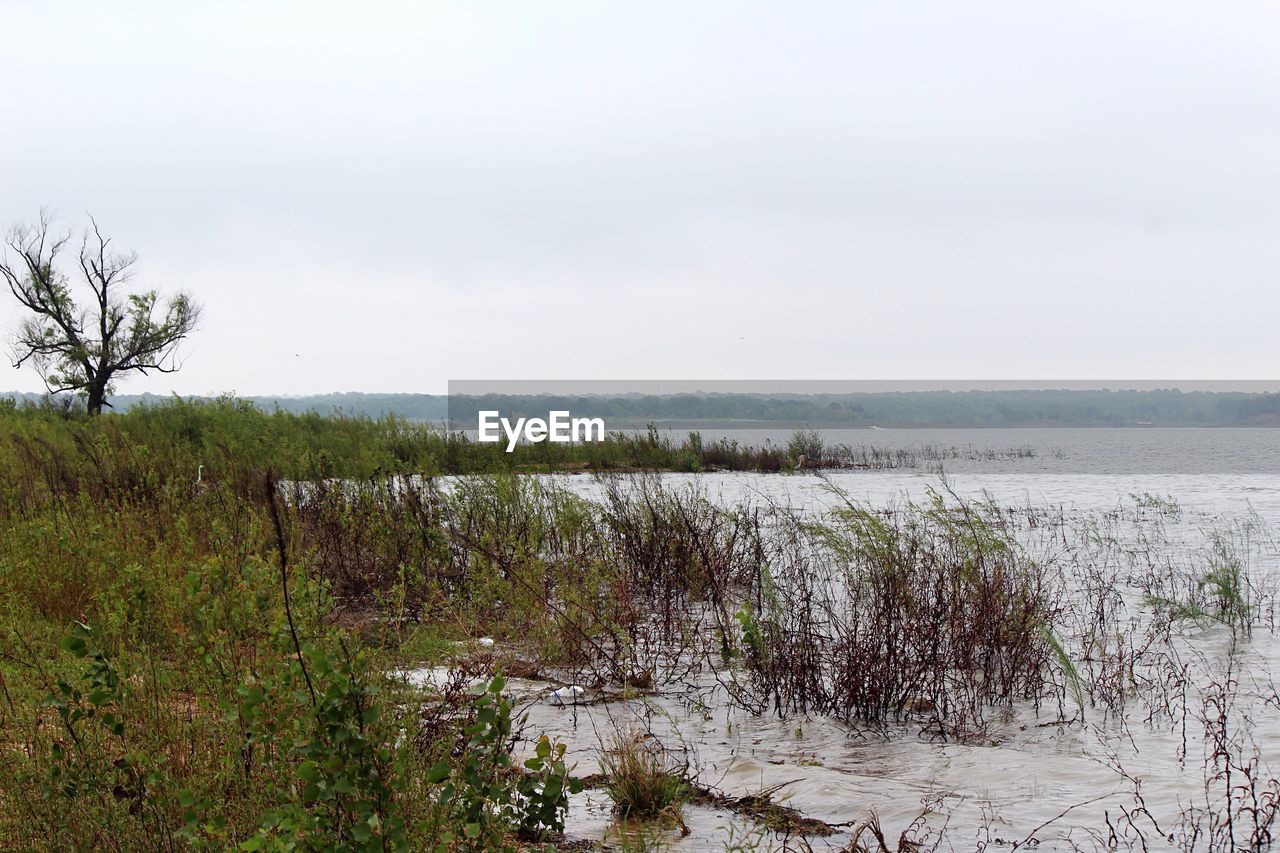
(356, 472), (1280, 850)
(2, 401), (1279, 850)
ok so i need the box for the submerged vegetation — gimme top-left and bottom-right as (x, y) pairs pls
(1, 399), (1278, 850)
(597, 730), (689, 822)
(1145, 532), (1258, 629)
(736, 486), (1059, 736)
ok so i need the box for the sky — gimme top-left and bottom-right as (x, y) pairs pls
(2, 1), (1278, 396)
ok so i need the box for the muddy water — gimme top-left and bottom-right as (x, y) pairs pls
(420, 450), (1280, 849)
(516, 629), (1277, 849)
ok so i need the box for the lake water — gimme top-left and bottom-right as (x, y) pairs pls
(659, 425), (1280, 475)
(421, 429), (1280, 850)
(562, 426), (1280, 524)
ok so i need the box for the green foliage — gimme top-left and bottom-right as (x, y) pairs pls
(0, 396), (851, 494)
(734, 606), (768, 666)
(0, 403), (594, 848)
(233, 642), (408, 852)
(3, 215), (200, 414)
(738, 484), (1060, 732)
(785, 429), (824, 465)
(426, 675), (579, 850)
(45, 623), (152, 801)
(1130, 491), (1182, 518)
(23, 622), (174, 847)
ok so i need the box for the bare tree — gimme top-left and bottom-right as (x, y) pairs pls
(2, 211), (201, 415)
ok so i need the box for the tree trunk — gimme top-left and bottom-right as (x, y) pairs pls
(86, 379), (108, 415)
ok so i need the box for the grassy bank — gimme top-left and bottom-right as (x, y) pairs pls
(0, 397), (1041, 484)
(0, 395), (776, 480)
(0, 401), (590, 849)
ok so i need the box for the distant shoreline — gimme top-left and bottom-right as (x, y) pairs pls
(5, 389), (1280, 429)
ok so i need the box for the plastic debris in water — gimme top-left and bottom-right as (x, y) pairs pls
(548, 685), (585, 705)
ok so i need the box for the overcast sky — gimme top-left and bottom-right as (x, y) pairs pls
(2, 1), (1278, 395)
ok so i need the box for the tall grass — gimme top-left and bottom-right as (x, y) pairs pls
(0, 397), (1044, 487)
(0, 404), (585, 850)
(598, 730), (689, 821)
(733, 485), (1062, 736)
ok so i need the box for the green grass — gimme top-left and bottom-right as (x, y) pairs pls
(0, 400), (594, 850)
(598, 730), (689, 821)
(0, 395), (807, 484)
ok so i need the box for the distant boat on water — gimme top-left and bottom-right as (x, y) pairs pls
(1136, 421), (1154, 427)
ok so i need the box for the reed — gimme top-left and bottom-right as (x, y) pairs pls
(731, 484), (1061, 736)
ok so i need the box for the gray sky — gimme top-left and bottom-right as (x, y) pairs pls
(2, 1), (1278, 395)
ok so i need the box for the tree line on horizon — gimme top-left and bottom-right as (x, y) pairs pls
(6, 388), (1280, 428)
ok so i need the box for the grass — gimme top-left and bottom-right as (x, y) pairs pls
(0, 401), (592, 850)
(1145, 533), (1257, 631)
(732, 484), (1062, 735)
(0, 394), (1045, 483)
(598, 730), (689, 821)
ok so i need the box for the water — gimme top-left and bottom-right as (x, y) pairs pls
(418, 429), (1280, 850)
(661, 426), (1280, 475)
